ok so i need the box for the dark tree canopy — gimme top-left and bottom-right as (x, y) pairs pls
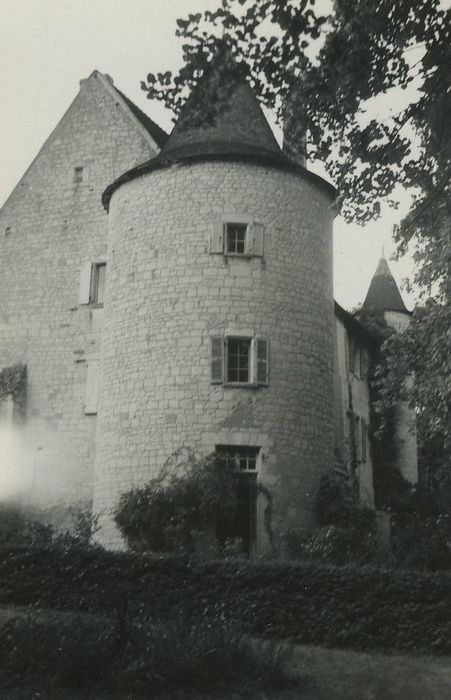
(141, 0), (451, 479)
(142, 0), (451, 299)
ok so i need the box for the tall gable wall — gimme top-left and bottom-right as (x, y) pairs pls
(0, 72), (159, 514)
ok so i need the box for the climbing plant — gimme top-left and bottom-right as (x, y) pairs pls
(0, 364), (26, 420)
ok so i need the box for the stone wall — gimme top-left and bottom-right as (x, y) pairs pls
(0, 72), (159, 512)
(94, 158), (335, 550)
(334, 317), (374, 506)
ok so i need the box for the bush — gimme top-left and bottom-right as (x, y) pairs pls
(316, 471), (375, 531)
(1, 546), (451, 655)
(0, 504), (54, 548)
(391, 489), (451, 571)
(120, 606), (294, 693)
(283, 525), (389, 567)
(0, 604), (295, 695)
(0, 609), (117, 690)
(114, 454), (243, 553)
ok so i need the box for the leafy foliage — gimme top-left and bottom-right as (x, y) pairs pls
(0, 504), (54, 548)
(114, 453), (243, 553)
(142, 1), (451, 472)
(316, 471), (375, 531)
(0, 364), (26, 419)
(0, 605), (293, 696)
(2, 546), (451, 655)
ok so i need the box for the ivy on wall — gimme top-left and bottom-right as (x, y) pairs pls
(0, 364), (27, 421)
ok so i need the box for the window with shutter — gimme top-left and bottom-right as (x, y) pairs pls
(78, 261), (93, 305)
(354, 414), (362, 462)
(250, 223), (264, 257)
(210, 222), (224, 254)
(211, 218), (265, 259)
(255, 338), (269, 385)
(361, 418), (368, 463)
(210, 337), (224, 383)
(84, 359), (99, 415)
(90, 262), (106, 305)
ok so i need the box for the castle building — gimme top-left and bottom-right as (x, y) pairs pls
(0, 70), (415, 552)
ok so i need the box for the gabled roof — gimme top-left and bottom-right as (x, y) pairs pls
(361, 255), (410, 314)
(113, 87), (168, 148)
(334, 301), (377, 348)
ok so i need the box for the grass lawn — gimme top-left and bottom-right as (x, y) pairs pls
(2, 643), (451, 699)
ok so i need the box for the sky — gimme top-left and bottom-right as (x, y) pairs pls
(0, 0), (422, 310)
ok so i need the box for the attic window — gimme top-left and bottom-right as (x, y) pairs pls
(74, 167), (84, 183)
(5, 227), (11, 237)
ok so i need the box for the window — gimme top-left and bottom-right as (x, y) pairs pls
(210, 335), (269, 386)
(74, 166), (84, 183)
(348, 338), (368, 379)
(216, 445), (259, 472)
(361, 417), (368, 463)
(226, 223), (247, 254)
(90, 262), (106, 305)
(210, 218), (264, 257)
(227, 338), (251, 383)
(352, 413), (368, 464)
(215, 445), (259, 556)
(78, 260), (106, 305)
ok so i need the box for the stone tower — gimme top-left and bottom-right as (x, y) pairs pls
(362, 253), (418, 484)
(94, 72), (336, 551)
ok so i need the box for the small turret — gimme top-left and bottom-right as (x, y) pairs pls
(362, 253), (409, 315)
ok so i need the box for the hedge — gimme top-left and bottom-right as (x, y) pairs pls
(1, 545), (451, 655)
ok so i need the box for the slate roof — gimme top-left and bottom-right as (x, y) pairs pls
(160, 78), (281, 161)
(114, 87), (168, 148)
(102, 65), (336, 210)
(361, 256), (410, 314)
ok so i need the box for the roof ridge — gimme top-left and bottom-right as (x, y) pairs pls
(113, 86), (168, 148)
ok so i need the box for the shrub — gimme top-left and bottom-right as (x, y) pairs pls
(1, 547), (451, 655)
(0, 609), (117, 690)
(120, 605), (295, 693)
(0, 603), (296, 695)
(316, 471), (375, 531)
(114, 454), (243, 553)
(0, 503), (54, 548)
(391, 489), (451, 571)
(283, 525), (389, 567)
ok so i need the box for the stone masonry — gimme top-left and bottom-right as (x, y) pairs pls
(94, 158), (335, 549)
(0, 71), (161, 514)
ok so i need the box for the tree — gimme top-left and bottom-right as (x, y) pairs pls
(141, 0), (451, 478)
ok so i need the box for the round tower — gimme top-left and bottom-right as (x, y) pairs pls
(361, 253), (418, 484)
(94, 74), (336, 551)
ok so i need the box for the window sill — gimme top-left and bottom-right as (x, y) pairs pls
(89, 303), (104, 309)
(223, 382), (259, 389)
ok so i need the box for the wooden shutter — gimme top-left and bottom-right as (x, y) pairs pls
(84, 358), (99, 414)
(361, 418), (367, 463)
(360, 349), (369, 379)
(210, 222), (224, 254)
(354, 414), (362, 462)
(78, 261), (93, 304)
(250, 222), (264, 257)
(255, 338), (269, 385)
(210, 337), (224, 383)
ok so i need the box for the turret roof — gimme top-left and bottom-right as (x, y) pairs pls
(159, 74), (281, 161)
(102, 58), (336, 210)
(361, 254), (410, 313)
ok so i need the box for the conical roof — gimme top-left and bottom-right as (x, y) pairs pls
(160, 62), (281, 161)
(362, 254), (409, 313)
